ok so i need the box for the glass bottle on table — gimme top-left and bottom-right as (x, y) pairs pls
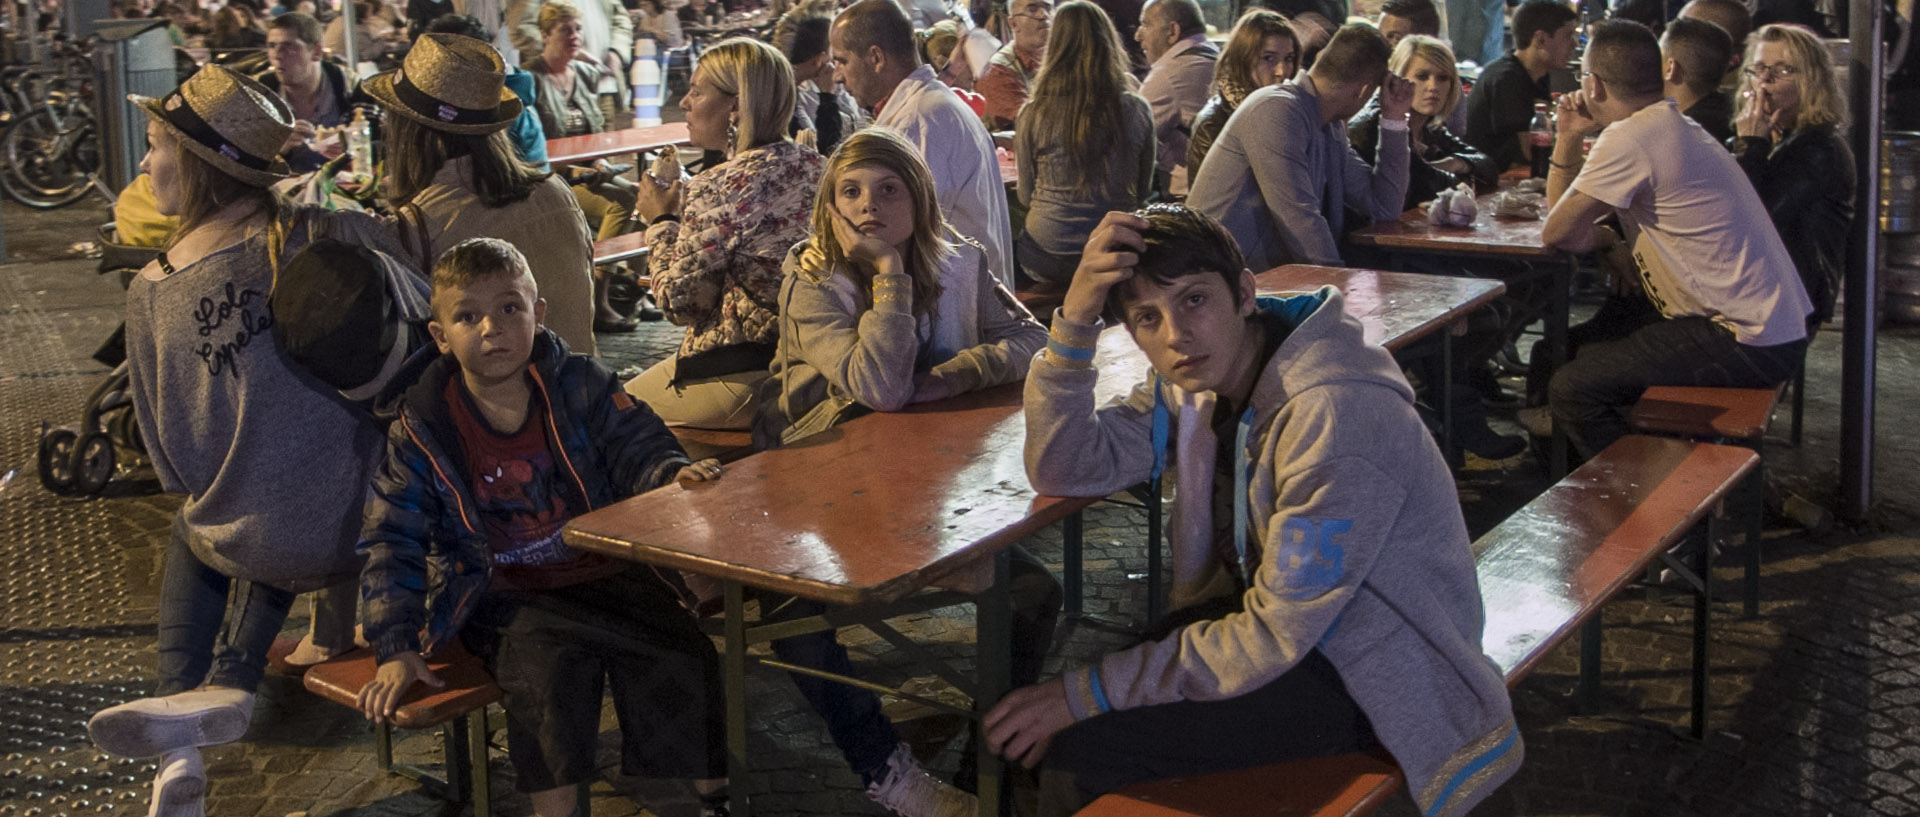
(1528, 102), (1553, 179)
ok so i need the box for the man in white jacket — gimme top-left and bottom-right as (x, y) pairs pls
(831, 0), (1016, 288)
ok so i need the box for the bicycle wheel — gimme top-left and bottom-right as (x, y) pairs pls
(1, 106), (99, 209)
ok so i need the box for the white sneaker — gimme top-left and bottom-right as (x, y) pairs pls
(866, 744), (977, 817)
(148, 748), (206, 817)
(89, 688), (254, 758)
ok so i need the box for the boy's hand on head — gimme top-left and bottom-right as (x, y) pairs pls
(356, 652), (443, 724)
(1378, 73), (1415, 119)
(984, 677), (1077, 768)
(674, 458), (725, 487)
(1063, 212), (1149, 326)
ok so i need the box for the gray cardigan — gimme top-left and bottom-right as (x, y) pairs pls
(1186, 75), (1410, 270)
(754, 237), (1045, 446)
(1013, 93), (1156, 257)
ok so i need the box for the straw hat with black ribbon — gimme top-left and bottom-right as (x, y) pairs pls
(131, 64), (295, 188)
(365, 33), (523, 135)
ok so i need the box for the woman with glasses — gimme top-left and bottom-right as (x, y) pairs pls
(1731, 23), (1853, 331)
(1185, 9), (1298, 180)
(1012, 1), (1154, 284)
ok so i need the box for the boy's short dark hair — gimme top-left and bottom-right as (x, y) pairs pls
(1662, 17), (1733, 94)
(430, 238), (534, 319)
(1309, 23), (1393, 81)
(1587, 19), (1665, 100)
(1511, 0), (1576, 51)
(1379, 0), (1440, 36)
(269, 11), (324, 48)
(1106, 204), (1248, 321)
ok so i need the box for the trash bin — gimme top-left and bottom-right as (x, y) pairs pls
(93, 18), (176, 195)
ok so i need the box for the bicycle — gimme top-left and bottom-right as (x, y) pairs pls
(0, 37), (107, 209)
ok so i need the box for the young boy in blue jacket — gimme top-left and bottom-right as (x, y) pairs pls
(354, 238), (733, 817)
(985, 206), (1521, 817)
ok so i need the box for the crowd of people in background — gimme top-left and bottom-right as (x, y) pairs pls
(26, 0), (1871, 814)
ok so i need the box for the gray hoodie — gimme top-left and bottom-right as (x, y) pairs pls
(1024, 289), (1520, 817)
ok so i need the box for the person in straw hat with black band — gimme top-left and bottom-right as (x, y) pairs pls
(84, 64), (426, 817)
(368, 31), (603, 356)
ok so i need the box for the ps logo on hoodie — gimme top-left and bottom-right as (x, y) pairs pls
(1275, 517), (1351, 599)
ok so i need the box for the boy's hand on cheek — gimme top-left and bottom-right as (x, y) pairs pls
(1064, 212), (1149, 326)
(675, 458), (725, 487)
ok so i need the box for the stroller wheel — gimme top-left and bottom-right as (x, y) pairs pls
(70, 431), (116, 496)
(36, 426), (79, 495)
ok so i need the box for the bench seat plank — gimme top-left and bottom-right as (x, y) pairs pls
(1087, 751), (1403, 817)
(303, 646), (502, 731)
(1627, 385), (1781, 441)
(1477, 435), (1758, 684)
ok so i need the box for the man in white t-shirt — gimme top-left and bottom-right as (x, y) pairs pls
(1540, 19), (1810, 458)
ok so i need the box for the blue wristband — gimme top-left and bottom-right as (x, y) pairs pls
(1047, 339), (1095, 362)
(1088, 666), (1113, 714)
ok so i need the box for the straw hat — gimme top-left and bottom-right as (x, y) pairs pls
(365, 34), (523, 135)
(131, 64), (294, 187)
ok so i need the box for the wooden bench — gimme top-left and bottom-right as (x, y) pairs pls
(303, 645), (502, 817)
(1628, 384), (1783, 618)
(591, 232), (651, 272)
(1080, 435), (1759, 817)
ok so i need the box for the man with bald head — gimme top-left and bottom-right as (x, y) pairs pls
(832, 0), (1015, 286)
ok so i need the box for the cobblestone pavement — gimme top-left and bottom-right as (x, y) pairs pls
(6, 197), (1920, 817)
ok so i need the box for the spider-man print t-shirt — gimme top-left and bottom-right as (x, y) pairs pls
(446, 379), (622, 591)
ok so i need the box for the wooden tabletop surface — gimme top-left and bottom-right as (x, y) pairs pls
(565, 265), (1501, 604)
(1345, 190), (1561, 261)
(547, 122), (692, 166)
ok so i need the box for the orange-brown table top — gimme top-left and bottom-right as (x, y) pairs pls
(565, 266), (1502, 604)
(1346, 194), (1562, 261)
(547, 122), (692, 166)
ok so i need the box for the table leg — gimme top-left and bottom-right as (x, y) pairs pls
(1550, 257), (1574, 479)
(1063, 511), (1083, 616)
(974, 550), (1013, 817)
(1440, 325), (1456, 462)
(723, 580), (750, 815)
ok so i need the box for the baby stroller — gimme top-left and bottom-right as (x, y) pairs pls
(36, 224), (156, 496)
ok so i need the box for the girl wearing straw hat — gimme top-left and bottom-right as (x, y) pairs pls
(369, 31), (603, 356)
(83, 64), (426, 817)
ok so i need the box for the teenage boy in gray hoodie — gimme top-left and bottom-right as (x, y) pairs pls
(984, 205), (1521, 817)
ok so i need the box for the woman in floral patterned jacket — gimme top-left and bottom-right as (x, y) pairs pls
(626, 38), (825, 430)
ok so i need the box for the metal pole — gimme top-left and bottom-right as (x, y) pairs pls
(340, 0), (358, 72)
(1841, 0), (1884, 522)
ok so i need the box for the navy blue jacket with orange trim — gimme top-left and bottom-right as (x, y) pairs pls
(357, 329), (691, 663)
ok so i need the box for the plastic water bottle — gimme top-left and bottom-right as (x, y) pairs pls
(1529, 102), (1553, 179)
(348, 108), (374, 180)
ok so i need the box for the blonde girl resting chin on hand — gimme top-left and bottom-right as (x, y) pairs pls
(753, 127), (1047, 447)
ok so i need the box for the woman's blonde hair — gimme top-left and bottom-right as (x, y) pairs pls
(537, 1), (581, 36)
(1213, 9), (1298, 98)
(695, 38), (797, 156)
(1021, 1), (1136, 188)
(1737, 23), (1846, 131)
(809, 129), (951, 316)
(1388, 34), (1462, 120)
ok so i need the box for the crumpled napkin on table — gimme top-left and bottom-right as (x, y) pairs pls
(1427, 183), (1478, 226)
